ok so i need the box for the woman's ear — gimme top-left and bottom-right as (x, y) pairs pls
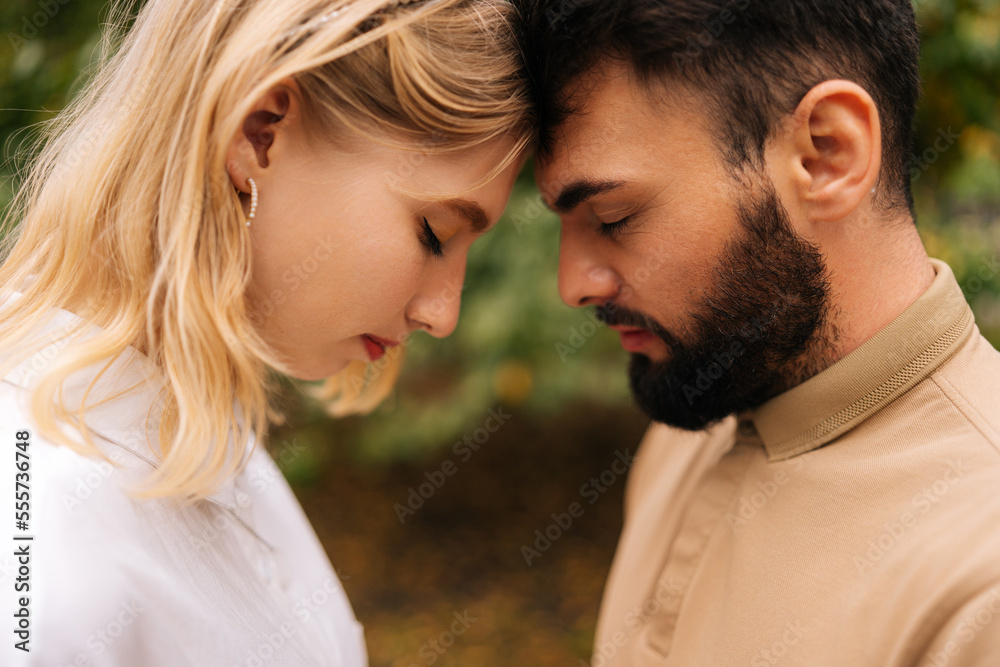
(771, 80), (882, 223)
(226, 80), (299, 190)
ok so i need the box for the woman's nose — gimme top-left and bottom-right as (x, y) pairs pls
(406, 259), (468, 339)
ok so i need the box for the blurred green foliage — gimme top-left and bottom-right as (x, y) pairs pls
(1, 0), (998, 463)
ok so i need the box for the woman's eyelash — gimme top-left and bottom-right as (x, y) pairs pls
(599, 216), (632, 240)
(420, 217), (444, 257)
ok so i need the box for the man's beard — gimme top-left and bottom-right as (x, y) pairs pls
(599, 181), (838, 431)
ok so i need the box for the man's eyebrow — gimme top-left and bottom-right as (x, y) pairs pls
(551, 180), (626, 212)
(443, 198), (490, 232)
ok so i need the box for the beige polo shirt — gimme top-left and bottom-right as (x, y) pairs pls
(593, 259), (1000, 666)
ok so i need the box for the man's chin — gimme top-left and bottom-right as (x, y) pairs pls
(628, 357), (708, 431)
(631, 395), (725, 432)
(627, 353), (760, 432)
(630, 348), (670, 364)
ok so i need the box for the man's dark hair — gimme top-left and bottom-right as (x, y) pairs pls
(518, 0), (922, 214)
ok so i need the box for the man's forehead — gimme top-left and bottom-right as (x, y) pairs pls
(537, 85), (639, 181)
(543, 70), (692, 154)
(552, 60), (707, 138)
(537, 68), (712, 190)
(557, 74), (643, 139)
(536, 85), (657, 202)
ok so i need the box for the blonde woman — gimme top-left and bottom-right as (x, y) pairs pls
(0, 0), (531, 664)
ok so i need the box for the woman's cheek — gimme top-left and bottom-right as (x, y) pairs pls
(383, 263), (427, 313)
(352, 251), (427, 317)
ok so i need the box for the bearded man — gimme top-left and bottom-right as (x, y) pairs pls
(521, 1), (1000, 664)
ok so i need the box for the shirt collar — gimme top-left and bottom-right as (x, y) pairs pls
(1, 292), (250, 512)
(751, 258), (975, 461)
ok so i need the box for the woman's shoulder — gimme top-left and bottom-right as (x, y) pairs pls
(0, 372), (177, 612)
(1, 376), (152, 503)
(1, 377), (156, 566)
(1, 380), (163, 665)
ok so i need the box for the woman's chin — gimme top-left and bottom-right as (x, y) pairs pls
(286, 357), (352, 382)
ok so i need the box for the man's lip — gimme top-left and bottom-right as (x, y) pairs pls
(609, 326), (657, 353)
(608, 325), (647, 335)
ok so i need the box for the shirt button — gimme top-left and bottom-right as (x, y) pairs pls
(258, 557), (274, 584)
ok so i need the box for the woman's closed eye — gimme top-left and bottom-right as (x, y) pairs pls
(420, 217), (444, 257)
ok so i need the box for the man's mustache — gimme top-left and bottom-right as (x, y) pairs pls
(595, 302), (671, 339)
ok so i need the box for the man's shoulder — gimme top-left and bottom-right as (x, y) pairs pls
(929, 328), (1000, 449)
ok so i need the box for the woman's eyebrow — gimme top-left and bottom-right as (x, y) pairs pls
(443, 198), (490, 231)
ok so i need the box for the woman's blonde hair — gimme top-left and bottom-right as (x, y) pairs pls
(0, 0), (533, 500)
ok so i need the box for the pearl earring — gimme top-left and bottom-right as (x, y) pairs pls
(245, 177), (258, 227)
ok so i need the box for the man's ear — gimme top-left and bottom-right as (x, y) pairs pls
(773, 80), (882, 223)
(225, 80), (298, 190)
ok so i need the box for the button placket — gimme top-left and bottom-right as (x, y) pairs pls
(643, 443), (757, 658)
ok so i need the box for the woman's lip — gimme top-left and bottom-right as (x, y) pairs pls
(364, 334), (400, 348)
(361, 335), (387, 361)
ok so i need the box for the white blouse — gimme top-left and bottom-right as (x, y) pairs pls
(0, 297), (367, 666)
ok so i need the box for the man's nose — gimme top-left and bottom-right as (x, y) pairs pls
(557, 223), (620, 308)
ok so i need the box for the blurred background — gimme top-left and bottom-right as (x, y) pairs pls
(1, 0), (998, 665)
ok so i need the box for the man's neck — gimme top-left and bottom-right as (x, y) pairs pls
(822, 217), (936, 363)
